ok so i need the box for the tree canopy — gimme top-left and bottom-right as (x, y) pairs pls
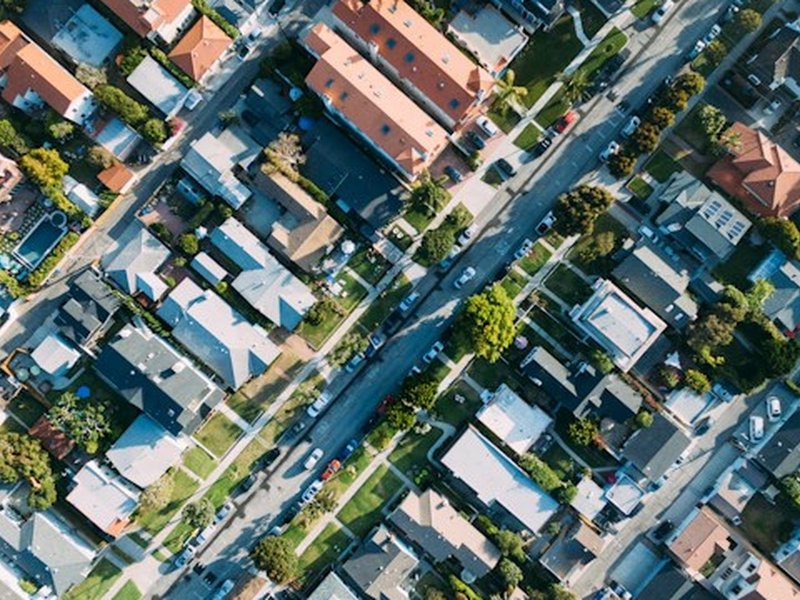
(20, 148), (68, 189)
(553, 185), (614, 235)
(251, 536), (298, 583)
(459, 283), (516, 362)
(0, 433), (57, 510)
(49, 391), (112, 454)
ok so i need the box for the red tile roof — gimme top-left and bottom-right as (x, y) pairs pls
(29, 416), (75, 461)
(707, 122), (800, 217)
(304, 24), (448, 179)
(0, 21), (27, 71)
(168, 15), (231, 81)
(332, 0), (493, 127)
(99, 0), (192, 37)
(98, 163), (136, 193)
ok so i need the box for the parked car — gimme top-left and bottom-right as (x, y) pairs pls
(599, 140), (620, 162)
(306, 393), (331, 418)
(320, 459), (342, 481)
(337, 439), (360, 462)
(215, 503), (234, 523)
(531, 137), (552, 158)
(304, 448), (324, 471)
(621, 115), (640, 138)
(536, 211), (556, 235)
(703, 24), (722, 45)
(476, 116), (499, 137)
(454, 266), (476, 288)
(299, 480), (323, 506)
(748, 415), (765, 441)
(364, 333), (385, 358)
(422, 341), (444, 364)
(399, 291), (420, 313)
(688, 40), (706, 60)
(184, 89), (203, 110)
(495, 158), (517, 177)
(514, 239), (534, 260)
(259, 447), (281, 470)
(444, 165), (463, 183)
(457, 224), (478, 246)
(345, 352), (365, 373)
(651, 0), (675, 24)
(174, 547), (195, 568)
(554, 111), (576, 133)
(653, 520), (674, 539)
(211, 579), (235, 600)
(237, 45), (252, 60)
(694, 416), (714, 436)
(638, 224), (659, 243)
(766, 396), (782, 421)
(466, 131), (486, 150)
(237, 474), (256, 495)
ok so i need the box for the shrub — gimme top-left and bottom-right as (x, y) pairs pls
(150, 47), (195, 88)
(178, 233), (199, 255)
(94, 85), (149, 126)
(635, 410), (654, 428)
(588, 348), (614, 374)
(568, 417), (598, 446)
(0, 119), (28, 155)
(519, 454), (562, 492)
(191, 0), (240, 38)
(420, 227), (455, 263)
(609, 152), (636, 178)
(119, 46), (148, 76)
(685, 369), (711, 394)
(142, 119), (167, 144)
(20, 148), (68, 188)
(88, 145), (115, 169)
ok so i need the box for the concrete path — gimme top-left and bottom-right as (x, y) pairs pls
(568, 5), (590, 45)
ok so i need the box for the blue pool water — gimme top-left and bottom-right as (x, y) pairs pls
(14, 212), (68, 270)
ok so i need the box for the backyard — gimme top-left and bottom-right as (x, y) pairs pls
(740, 494), (799, 554)
(643, 149), (683, 182)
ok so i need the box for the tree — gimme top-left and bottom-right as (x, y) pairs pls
(519, 454), (562, 492)
(0, 0), (26, 13)
(398, 377), (438, 411)
(760, 217), (800, 259)
(580, 231), (616, 264)
(548, 585), (578, 600)
(330, 332), (368, 367)
(88, 145), (115, 169)
(459, 284), (516, 362)
(635, 410), (654, 428)
(557, 482), (577, 504)
(386, 402), (416, 430)
(119, 46), (148, 76)
(649, 106), (675, 130)
(46, 112), (74, 142)
(94, 85), (149, 126)
(588, 348), (614, 374)
(712, 129), (742, 156)
(76, 63), (107, 89)
(663, 87), (690, 112)
(218, 109), (240, 126)
(553, 185), (615, 236)
(410, 171), (450, 216)
(178, 233), (199, 255)
(736, 8), (762, 33)
(20, 148), (68, 188)
(494, 69), (527, 116)
(673, 72), (705, 96)
(685, 369), (711, 394)
(267, 132), (305, 171)
(140, 474), (174, 511)
(49, 391), (112, 454)
(0, 119), (27, 155)
(142, 118), (167, 144)
(495, 529), (526, 563)
(609, 152), (636, 178)
(499, 558), (524, 590)
(783, 474), (800, 508)
(183, 498), (215, 529)
(747, 278), (774, 312)
(560, 70), (590, 104)
(660, 366), (681, 389)
(251, 536), (298, 583)
(762, 337), (800, 377)
(0, 433), (57, 510)
(698, 105), (727, 141)
(704, 39), (727, 67)
(631, 122), (661, 154)
(688, 313), (737, 354)
(420, 227), (455, 263)
(568, 417), (598, 446)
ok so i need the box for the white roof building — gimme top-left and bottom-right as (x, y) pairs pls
(605, 473), (645, 516)
(30, 333), (80, 377)
(106, 415), (185, 488)
(102, 224), (170, 300)
(571, 478), (607, 521)
(570, 279), (666, 372)
(476, 384), (552, 455)
(63, 175), (100, 217)
(441, 426), (558, 534)
(127, 55), (189, 117)
(51, 4), (123, 67)
(66, 460), (139, 538)
(448, 6), (528, 77)
(190, 251), (228, 286)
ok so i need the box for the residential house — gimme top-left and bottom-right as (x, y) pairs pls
(342, 525), (419, 600)
(388, 489), (501, 580)
(253, 169), (344, 272)
(0, 492), (96, 597)
(303, 24), (449, 181)
(655, 171), (751, 262)
(51, 4), (123, 68)
(570, 279), (667, 372)
(210, 217), (316, 330)
(29, 416), (75, 461)
(0, 21), (96, 125)
(749, 250), (800, 334)
(668, 507), (800, 599)
(127, 55), (188, 117)
(102, 224), (171, 301)
(97, 163), (136, 194)
(604, 472), (646, 516)
(157, 278), (281, 389)
(475, 383), (552, 455)
(441, 425), (559, 534)
(191, 252), (227, 286)
(168, 16), (232, 82)
(106, 414), (185, 488)
(95, 322), (225, 436)
(570, 478), (607, 522)
(307, 572), (359, 600)
(633, 564), (716, 600)
(448, 6), (528, 78)
(777, 527), (800, 586)
(748, 21), (800, 98)
(707, 122), (800, 217)
(66, 460), (139, 538)
(490, 0), (566, 32)
(30, 333), (79, 379)
(180, 126), (260, 210)
(0, 151), (21, 201)
(708, 459), (768, 526)
(64, 175), (101, 217)
(55, 270), (120, 349)
(331, 0), (493, 131)
(755, 408), (800, 480)
(612, 242), (698, 329)
(98, 0), (195, 44)
(539, 521), (605, 584)
(623, 413), (690, 483)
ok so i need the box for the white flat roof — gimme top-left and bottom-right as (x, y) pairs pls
(666, 388), (713, 426)
(442, 426), (558, 533)
(448, 6), (528, 75)
(66, 461), (139, 535)
(31, 334), (79, 377)
(128, 56), (189, 116)
(571, 478), (607, 521)
(476, 384), (552, 455)
(605, 473), (645, 516)
(106, 415), (185, 488)
(51, 4), (122, 67)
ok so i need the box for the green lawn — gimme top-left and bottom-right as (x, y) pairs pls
(577, 0), (608, 38)
(325, 446), (373, 500)
(404, 206), (435, 233)
(628, 176), (654, 200)
(347, 247), (391, 286)
(227, 351), (304, 422)
(513, 123), (542, 151)
(135, 469), (199, 535)
(182, 446), (217, 479)
(487, 101), (522, 134)
(528, 306), (586, 354)
(337, 464), (404, 538)
(673, 102), (712, 154)
(298, 523), (352, 580)
(630, 0), (661, 19)
(435, 379), (483, 427)
(193, 413), (242, 458)
(63, 559), (122, 600)
(357, 273), (412, 331)
(568, 213), (630, 276)
(467, 358), (546, 407)
(299, 274), (368, 348)
(644, 149), (683, 182)
(111, 581), (142, 600)
(519, 242), (552, 276)
(740, 493), (799, 554)
(712, 241), (769, 290)
(163, 520), (195, 555)
(501, 269), (528, 298)
(544, 264), (593, 306)
(7, 392), (45, 427)
(389, 427), (441, 486)
(202, 436), (270, 510)
(541, 443), (576, 481)
(337, 271), (369, 312)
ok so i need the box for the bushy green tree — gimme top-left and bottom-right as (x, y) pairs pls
(0, 433), (56, 510)
(499, 558), (524, 590)
(673, 72), (705, 96)
(568, 417), (598, 446)
(398, 377), (438, 411)
(410, 171), (451, 216)
(459, 283), (516, 362)
(588, 348), (614, 374)
(704, 39), (727, 67)
(49, 391), (112, 454)
(142, 118), (167, 144)
(685, 369), (711, 394)
(178, 233), (199, 255)
(609, 152), (636, 178)
(553, 185), (614, 235)
(140, 474), (174, 510)
(635, 410), (654, 428)
(183, 498), (215, 529)
(94, 84), (149, 125)
(20, 148), (68, 188)
(649, 106), (675, 130)
(250, 536), (298, 583)
(495, 529), (526, 563)
(632, 122), (661, 154)
(759, 217), (800, 259)
(736, 8), (762, 33)
(420, 227), (455, 263)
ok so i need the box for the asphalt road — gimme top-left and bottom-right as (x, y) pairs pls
(155, 0), (734, 597)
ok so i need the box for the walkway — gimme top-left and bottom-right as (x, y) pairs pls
(568, 5), (590, 45)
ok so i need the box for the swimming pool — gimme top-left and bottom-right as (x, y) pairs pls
(13, 212), (68, 270)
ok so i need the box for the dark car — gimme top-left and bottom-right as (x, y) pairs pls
(237, 474), (256, 495)
(364, 333), (386, 358)
(495, 158), (517, 177)
(466, 131), (486, 150)
(259, 447), (281, 470)
(531, 137), (552, 157)
(694, 416), (714, 436)
(383, 310), (403, 334)
(654, 520), (674, 539)
(444, 165), (463, 183)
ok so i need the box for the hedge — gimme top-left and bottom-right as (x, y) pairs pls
(0, 270), (24, 299)
(114, 290), (172, 338)
(192, 0), (240, 39)
(95, 85), (149, 126)
(43, 186), (86, 224)
(26, 231), (80, 288)
(150, 47), (196, 88)
(263, 152), (330, 206)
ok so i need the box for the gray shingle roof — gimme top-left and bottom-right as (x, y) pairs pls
(756, 409), (800, 479)
(623, 413), (690, 482)
(342, 526), (418, 600)
(102, 225), (170, 297)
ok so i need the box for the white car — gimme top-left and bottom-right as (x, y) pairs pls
(536, 211), (556, 235)
(599, 141), (620, 162)
(184, 89), (203, 110)
(766, 396), (782, 421)
(748, 415), (765, 441)
(306, 393), (331, 418)
(703, 24), (722, 45)
(399, 291), (420, 313)
(638, 224), (659, 243)
(454, 266), (476, 289)
(458, 224), (479, 246)
(514, 239), (534, 260)
(299, 480), (324, 506)
(303, 448), (324, 471)
(422, 341), (444, 364)
(476, 116), (499, 137)
(688, 40), (706, 60)
(651, 0), (675, 24)
(621, 115), (641, 138)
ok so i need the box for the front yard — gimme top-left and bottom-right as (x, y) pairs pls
(336, 464), (404, 538)
(357, 273), (413, 331)
(228, 351), (304, 423)
(134, 468), (199, 535)
(193, 413), (242, 458)
(298, 273), (369, 348)
(740, 493), (799, 554)
(297, 524), (353, 583)
(519, 242), (552, 276)
(643, 149), (683, 182)
(544, 264), (593, 306)
(63, 559), (121, 600)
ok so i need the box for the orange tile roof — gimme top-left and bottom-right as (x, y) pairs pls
(99, 0), (191, 37)
(3, 43), (89, 117)
(304, 24), (448, 179)
(332, 0), (493, 126)
(668, 508), (731, 572)
(707, 122), (800, 217)
(0, 21), (27, 71)
(168, 16), (231, 81)
(98, 163), (135, 193)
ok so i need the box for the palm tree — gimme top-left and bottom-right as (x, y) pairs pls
(560, 70), (590, 104)
(494, 70), (527, 117)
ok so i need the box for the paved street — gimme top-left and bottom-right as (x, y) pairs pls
(152, 0), (736, 597)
